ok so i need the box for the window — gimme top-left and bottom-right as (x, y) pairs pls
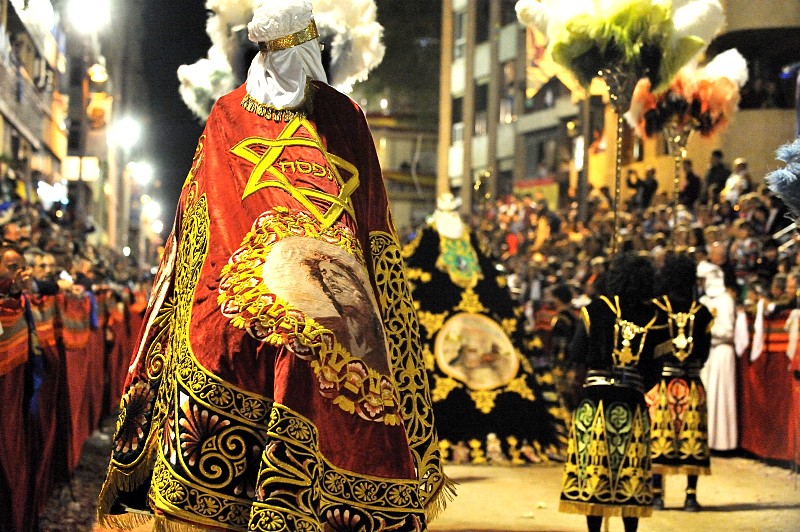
(500, 0), (519, 26)
(524, 129), (558, 179)
(452, 96), (464, 142)
(499, 61), (516, 123)
(453, 11), (466, 60)
(475, 0), (490, 43)
(474, 83), (488, 136)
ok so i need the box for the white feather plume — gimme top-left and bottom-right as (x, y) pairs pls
(671, 0), (725, 51)
(178, 0), (385, 118)
(177, 45), (236, 118)
(703, 48), (749, 87)
(515, 0), (549, 34)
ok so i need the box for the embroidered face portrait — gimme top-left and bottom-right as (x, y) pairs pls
(262, 235), (390, 374)
(435, 313), (518, 390)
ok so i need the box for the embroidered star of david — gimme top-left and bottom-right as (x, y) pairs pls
(230, 116), (359, 229)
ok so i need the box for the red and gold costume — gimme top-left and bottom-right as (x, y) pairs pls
(646, 296), (713, 476)
(97, 81), (450, 530)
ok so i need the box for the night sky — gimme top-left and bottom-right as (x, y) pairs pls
(140, 0), (209, 219)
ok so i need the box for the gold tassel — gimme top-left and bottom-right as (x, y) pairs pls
(424, 475), (458, 522)
(96, 447), (158, 529)
(558, 500), (653, 518)
(97, 512), (154, 531)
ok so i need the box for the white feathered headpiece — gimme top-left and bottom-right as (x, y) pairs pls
(178, 0), (385, 119)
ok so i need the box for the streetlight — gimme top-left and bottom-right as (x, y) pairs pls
(127, 161), (154, 186)
(113, 117), (142, 155)
(141, 196), (161, 221)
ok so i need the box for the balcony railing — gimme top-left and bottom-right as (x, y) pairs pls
(0, 54), (53, 151)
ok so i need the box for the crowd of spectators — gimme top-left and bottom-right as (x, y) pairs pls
(463, 151), (797, 319)
(0, 194), (149, 304)
(0, 172), (154, 530)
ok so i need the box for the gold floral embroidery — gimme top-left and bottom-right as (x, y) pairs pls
(148, 181), (274, 529)
(431, 375), (462, 402)
(646, 378), (710, 475)
(401, 229), (424, 258)
(369, 231), (451, 513)
(217, 209), (400, 425)
(417, 310), (447, 340)
(405, 267), (431, 284)
(560, 399), (652, 516)
(250, 403), (424, 531)
(455, 288), (488, 314)
(505, 374), (536, 401)
(469, 390), (501, 414)
(501, 318), (518, 336)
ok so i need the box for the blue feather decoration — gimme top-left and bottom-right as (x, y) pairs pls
(766, 137), (800, 219)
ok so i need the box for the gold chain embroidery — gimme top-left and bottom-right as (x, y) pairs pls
(652, 297), (700, 363)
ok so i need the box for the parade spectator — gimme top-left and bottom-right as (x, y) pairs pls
(679, 159), (702, 209)
(23, 248), (59, 296)
(702, 150), (730, 204)
(721, 157), (751, 204)
(627, 166), (659, 211)
(697, 245), (739, 452)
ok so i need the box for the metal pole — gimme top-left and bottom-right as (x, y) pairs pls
(577, 97), (590, 222)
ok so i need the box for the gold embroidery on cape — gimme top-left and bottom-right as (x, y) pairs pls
(150, 183), (272, 529)
(646, 379), (710, 475)
(431, 374), (463, 402)
(230, 116), (358, 229)
(469, 389), (502, 414)
(369, 231), (453, 515)
(250, 403), (424, 531)
(401, 229), (424, 258)
(405, 267), (432, 284)
(217, 209), (400, 425)
(560, 399), (653, 516)
(505, 374), (536, 401)
(455, 288), (487, 314)
(240, 84), (315, 123)
(501, 318), (518, 336)
(417, 310), (447, 339)
(182, 135), (205, 189)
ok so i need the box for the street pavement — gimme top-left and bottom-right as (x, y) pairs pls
(39, 419), (800, 531)
(432, 459), (800, 531)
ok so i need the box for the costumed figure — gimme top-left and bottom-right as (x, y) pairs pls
(401, 193), (568, 465)
(96, 2), (451, 530)
(646, 254), (713, 512)
(765, 137), (800, 474)
(548, 284), (579, 410)
(560, 253), (668, 532)
(696, 244), (739, 451)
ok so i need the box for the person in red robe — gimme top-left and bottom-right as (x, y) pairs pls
(96, 2), (451, 530)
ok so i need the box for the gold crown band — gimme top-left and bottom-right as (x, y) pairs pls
(259, 20), (319, 53)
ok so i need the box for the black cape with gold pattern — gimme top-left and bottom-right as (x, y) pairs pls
(402, 225), (568, 465)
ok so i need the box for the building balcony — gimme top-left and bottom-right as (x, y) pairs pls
(0, 55), (48, 150)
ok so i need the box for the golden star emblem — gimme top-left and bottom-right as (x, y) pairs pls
(230, 115), (359, 229)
